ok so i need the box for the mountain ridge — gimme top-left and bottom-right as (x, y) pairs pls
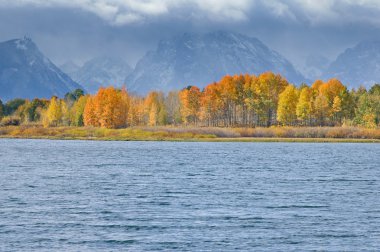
(125, 31), (306, 94)
(0, 37), (83, 101)
(63, 56), (132, 94)
(324, 40), (380, 88)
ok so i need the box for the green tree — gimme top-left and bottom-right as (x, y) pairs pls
(17, 99), (48, 123)
(369, 84), (380, 95)
(65, 89), (85, 107)
(4, 99), (26, 116)
(70, 95), (88, 126)
(354, 90), (380, 127)
(0, 99), (4, 120)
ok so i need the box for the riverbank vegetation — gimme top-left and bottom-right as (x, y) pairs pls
(0, 125), (379, 142)
(0, 72), (379, 139)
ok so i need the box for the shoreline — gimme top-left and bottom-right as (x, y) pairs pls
(0, 126), (379, 143)
(1, 135), (379, 143)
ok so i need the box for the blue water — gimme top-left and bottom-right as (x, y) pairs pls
(0, 139), (379, 251)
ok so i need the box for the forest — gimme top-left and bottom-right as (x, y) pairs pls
(0, 72), (379, 129)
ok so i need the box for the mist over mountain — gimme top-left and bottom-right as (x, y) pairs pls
(300, 55), (331, 81)
(0, 37), (83, 101)
(3, 34), (380, 101)
(60, 61), (80, 76)
(125, 31), (306, 94)
(63, 56), (132, 94)
(324, 40), (380, 88)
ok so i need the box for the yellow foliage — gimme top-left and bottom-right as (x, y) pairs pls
(296, 87), (313, 122)
(277, 85), (299, 125)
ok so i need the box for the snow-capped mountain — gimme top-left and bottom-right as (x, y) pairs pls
(0, 37), (83, 101)
(66, 57), (132, 94)
(125, 31), (305, 94)
(324, 40), (380, 88)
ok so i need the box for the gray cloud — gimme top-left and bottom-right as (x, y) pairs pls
(3, 0), (380, 26)
(0, 0), (253, 24)
(0, 0), (380, 71)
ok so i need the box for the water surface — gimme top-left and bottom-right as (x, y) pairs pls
(0, 139), (379, 251)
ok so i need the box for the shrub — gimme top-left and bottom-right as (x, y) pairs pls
(0, 116), (21, 126)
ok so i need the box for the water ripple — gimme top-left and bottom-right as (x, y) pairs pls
(0, 139), (379, 251)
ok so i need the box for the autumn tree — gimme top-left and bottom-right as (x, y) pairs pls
(319, 79), (346, 106)
(128, 96), (145, 126)
(254, 72), (288, 126)
(144, 91), (167, 126)
(296, 86), (313, 125)
(311, 79), (324, 91)
(244, 74), (259, 126)
(83, 87), (129, 128)
(26, 74), (379, 129)
(277, 85), (299, 125)
(70, 95), (88, 126)
(201, 83), (221, 126)
(179, 86), (201, 125)
(43, 96), (63, 127)
(313, 94), (330, 126)
(332, 96), (342, 124)
(83, 96), (99, 127)
(165, 91), (182, 125)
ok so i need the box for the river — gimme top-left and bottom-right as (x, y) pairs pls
(0, 139), (379, 251)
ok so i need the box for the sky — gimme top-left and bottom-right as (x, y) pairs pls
(1, 0), (380, 71)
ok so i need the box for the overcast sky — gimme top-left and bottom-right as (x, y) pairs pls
(1, 0), (380, 70)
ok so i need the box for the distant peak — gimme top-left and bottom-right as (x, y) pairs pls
(22, 35), (32, 42)
(14, 36), (36, 50)
(18, 35), (34, 45)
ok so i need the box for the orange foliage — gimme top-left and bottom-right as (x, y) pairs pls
(83, 86), (129, 128)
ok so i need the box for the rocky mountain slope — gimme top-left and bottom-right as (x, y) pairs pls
(125, 31), (305, 94)
(324, 40), (380, 88)
(0, 37), (83, 101)
(63, 56), (132, 94)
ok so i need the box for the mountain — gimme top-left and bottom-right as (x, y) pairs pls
(0, 37), (83, 101)
(60, 61), (80, 76)
(125, 31), (305, 94)
(324, 40), (380, 88)
(66, 57), (132, 94)
(301, 55), (331, 81)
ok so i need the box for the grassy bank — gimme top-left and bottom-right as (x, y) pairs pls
(0, 125), (379, 142)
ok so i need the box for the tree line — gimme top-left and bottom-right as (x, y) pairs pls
(1, 72), (379, 128)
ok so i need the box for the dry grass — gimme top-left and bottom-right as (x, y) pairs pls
(0, 125), (379, 142)
(140, 126), (240, 138)
(234, 126), (380, 139)
(0, 125), (216, 141)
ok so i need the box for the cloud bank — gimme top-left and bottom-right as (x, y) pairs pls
(2, 0), (380, 26)
(1, 0), (380, 69)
